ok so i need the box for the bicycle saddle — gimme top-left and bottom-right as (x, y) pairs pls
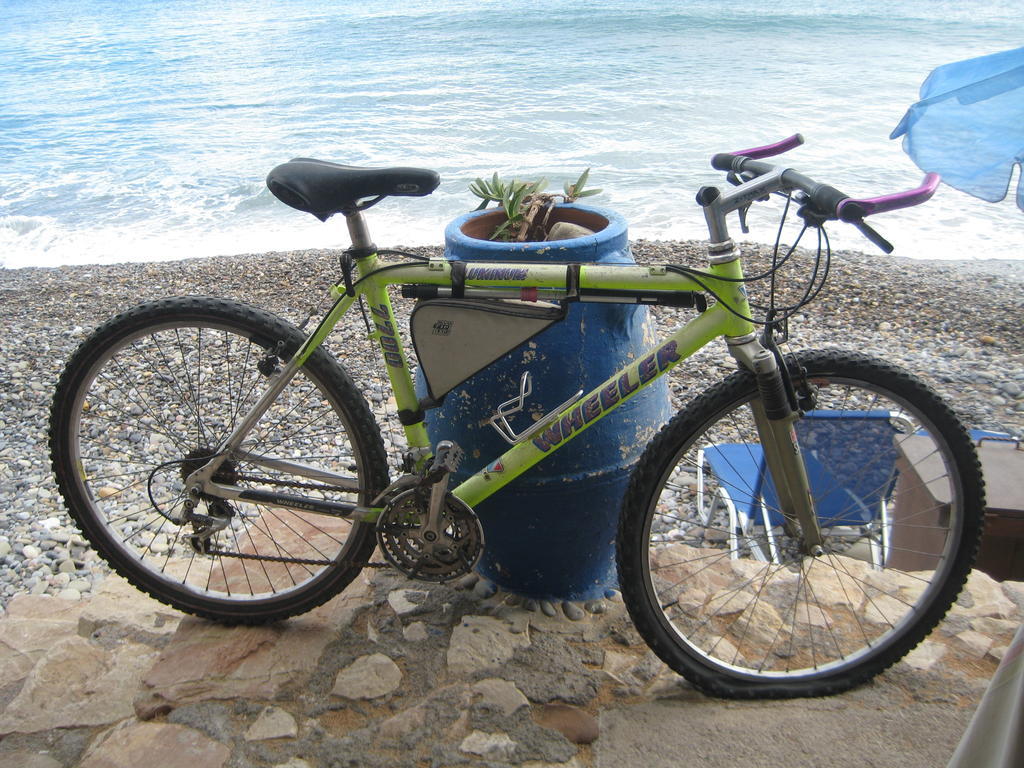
(267, 158), (440, 220)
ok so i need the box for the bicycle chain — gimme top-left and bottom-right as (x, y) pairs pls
(234, 472), (354, 494)
(205, 547), (391, 569)
(203, 475), (390, 568)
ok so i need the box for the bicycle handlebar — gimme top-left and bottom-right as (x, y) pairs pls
(709, 138), (941, 253)
(711, 144), (939, 221)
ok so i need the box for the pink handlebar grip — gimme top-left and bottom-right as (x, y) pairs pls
(839, 172), (941, 219)
(731, 134), (805, 160)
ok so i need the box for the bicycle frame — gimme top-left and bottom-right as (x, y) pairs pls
(189, 169), (823, 548)
(187, 243), (760, 514)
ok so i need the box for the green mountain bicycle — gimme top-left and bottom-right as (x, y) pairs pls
(49, 136), (985, 698)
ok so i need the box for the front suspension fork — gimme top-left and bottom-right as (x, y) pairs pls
(728, 336), (824, 554)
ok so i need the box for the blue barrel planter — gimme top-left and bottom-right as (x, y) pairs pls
(420, 203), (672, 602)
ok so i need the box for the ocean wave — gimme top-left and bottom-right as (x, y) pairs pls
(0, 215), (53, 235)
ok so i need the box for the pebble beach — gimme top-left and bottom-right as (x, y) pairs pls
(0, 241), (1022, 607)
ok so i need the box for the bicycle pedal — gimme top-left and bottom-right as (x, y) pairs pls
(421, 441), (463, 485)
(445, 444), (464, 473)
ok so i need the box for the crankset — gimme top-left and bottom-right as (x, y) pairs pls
(376, 489), (484, 581)
(375, 441), (484, 582)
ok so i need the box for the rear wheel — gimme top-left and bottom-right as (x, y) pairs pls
(617, 349), (984, 698)
(50, 297), (390, 623)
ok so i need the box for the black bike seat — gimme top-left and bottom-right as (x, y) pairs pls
(266, 158), (440, 221)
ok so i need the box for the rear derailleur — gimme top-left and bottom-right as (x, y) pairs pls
(183, 498), (233, 555)
(376, 441), (485, 582)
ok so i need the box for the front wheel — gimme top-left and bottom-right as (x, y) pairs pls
(50, 297), (390, 623)
(617, 349), (984, 698)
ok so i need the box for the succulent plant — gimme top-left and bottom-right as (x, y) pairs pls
(469, 169), (601, 241)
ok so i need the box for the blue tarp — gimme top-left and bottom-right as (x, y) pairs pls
(891, 46), (1024, 211)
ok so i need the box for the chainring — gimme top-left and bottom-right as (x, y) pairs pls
(375, 488), (484, 583)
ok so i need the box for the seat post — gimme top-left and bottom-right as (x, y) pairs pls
(344, 211), (376, 253)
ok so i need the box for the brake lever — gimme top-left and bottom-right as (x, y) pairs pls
(726, 170), (763, 234)
(737, 204), (751, 234)
(851, 219), (894, 254)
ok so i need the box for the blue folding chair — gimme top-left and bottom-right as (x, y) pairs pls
(697, 442), (778, 561)
(698, 411), (902, 566)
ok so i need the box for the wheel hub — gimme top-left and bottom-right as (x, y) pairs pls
(180, 448), (239, 485)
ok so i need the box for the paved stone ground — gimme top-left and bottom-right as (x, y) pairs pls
(0, 567), (1020, 768)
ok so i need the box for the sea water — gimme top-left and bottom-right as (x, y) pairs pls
(2, 0), (1023, 268)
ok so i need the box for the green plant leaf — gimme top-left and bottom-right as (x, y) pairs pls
(471, 174), (509, 203)
(516, 184), (531, 208)
(564, 168), (593, 200)
(491, 218), (514, 241)
(575, 168), (591, 191)
(505, 185), (526, 219)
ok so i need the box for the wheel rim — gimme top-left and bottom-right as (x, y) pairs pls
(642, 373), (965, 682)
(66, 318), (371, 604)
